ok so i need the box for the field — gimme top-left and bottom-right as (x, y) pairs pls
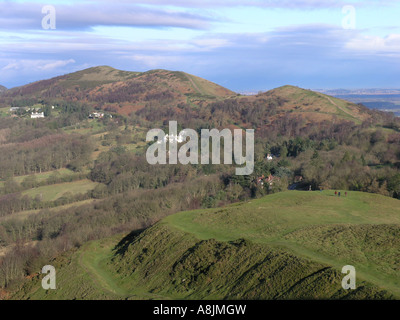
(166, 191), (400, 239)
(0, 107), (9, 118)
(0, 121), (144, 226)
(0, 168), (82, 187)
(13, 190), (400, 300)
(21, 179), (98, 202)
(63, 119), (106, 134)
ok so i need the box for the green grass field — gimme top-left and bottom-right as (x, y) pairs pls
(165, 191), (400, 239)
(0, 168), (89, 189)
(63, 119), (106, 134)
(22, 179), (98, 202)
(2, 168), (74, 184)
(12, 190), (400, 300)
(0, 107), (10, 118)
(164, 191), (400, 297)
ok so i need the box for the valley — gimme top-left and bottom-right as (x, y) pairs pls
(0, 66), (399, 300)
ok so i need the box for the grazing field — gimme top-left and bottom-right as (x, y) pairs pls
(63, 120), (106, 135)
(21, 179), (98, 202)
(2, 168), (77, 184)
(166, 191), (400, 240)
(13, 191), (400, 300)
(0, 168), (90, 190)
(0, 107), (9, 118)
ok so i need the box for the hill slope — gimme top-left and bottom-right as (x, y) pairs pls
(0, 66), (235, 116)
(259, 85), (373, 123)
(0, 67), (376, 123)
(0, 85), (6, 93)
(13, 191), (399, 300)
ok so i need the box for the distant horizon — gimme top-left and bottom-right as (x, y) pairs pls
(1, 1), (399, 92)
(2, 65), (400, 94)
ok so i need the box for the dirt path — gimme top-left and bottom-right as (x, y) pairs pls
(78, 242), (130, 298)
(317, 92), (355, 119)
(186, 74), (203, 94)
(78, 241), (169, 300)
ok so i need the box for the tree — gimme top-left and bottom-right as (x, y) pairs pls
(21, 175), (38, 189)
(388, 174), (400, 199)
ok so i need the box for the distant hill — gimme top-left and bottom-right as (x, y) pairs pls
(0, 66), (236, 116)
(13, 191), (400, 300)
(0, 67), (379, 124)
(258, 85), (373, 123)
(0, 85), (6, 93)
(195, 85), (375, 131)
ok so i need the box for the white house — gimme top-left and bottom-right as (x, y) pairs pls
(157, 133), (186, 144)
(89, 112), (104, 119)
(31, 112), (45, 119)
(166, 133), (185, 143)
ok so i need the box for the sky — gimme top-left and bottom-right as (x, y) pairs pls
(0, 0), (399, 91)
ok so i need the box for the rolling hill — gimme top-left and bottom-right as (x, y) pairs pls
(13, 191), (399, 300)
(0, 66), (376, 123)
(1, 66), (399, 300)
(0, 66), (236, 116)
(260, 85), (373, 123)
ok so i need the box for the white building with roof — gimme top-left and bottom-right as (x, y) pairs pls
(31, 112), (45, 119)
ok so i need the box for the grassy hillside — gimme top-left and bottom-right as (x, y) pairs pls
(261, 85), (372, 123)
(13, 191), (399, 300)
(0, 66), (235, 116)
(0, 66), (376, 124)
(166, 191), (400, 296)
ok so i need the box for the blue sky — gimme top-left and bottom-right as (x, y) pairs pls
(0, 0), (399, 91)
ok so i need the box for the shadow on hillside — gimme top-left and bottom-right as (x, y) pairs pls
(112, 228), (146, 257)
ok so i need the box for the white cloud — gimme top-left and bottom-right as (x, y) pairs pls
(345, 33), (400, 56)
(91, 0), (356, 9)
(38, 59), (76, 70)
(129, 55), (181, 68)
(191, 38), (231, 49)
(0, 2), (212, 31)
(2, 59), (76, 72)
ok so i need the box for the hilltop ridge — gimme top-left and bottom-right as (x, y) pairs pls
(259, 85), (372, 123)
(0, 66), (236, 116)
(0, 66), (379, 124)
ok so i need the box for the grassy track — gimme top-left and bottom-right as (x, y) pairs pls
(78, 240), (131, 298)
